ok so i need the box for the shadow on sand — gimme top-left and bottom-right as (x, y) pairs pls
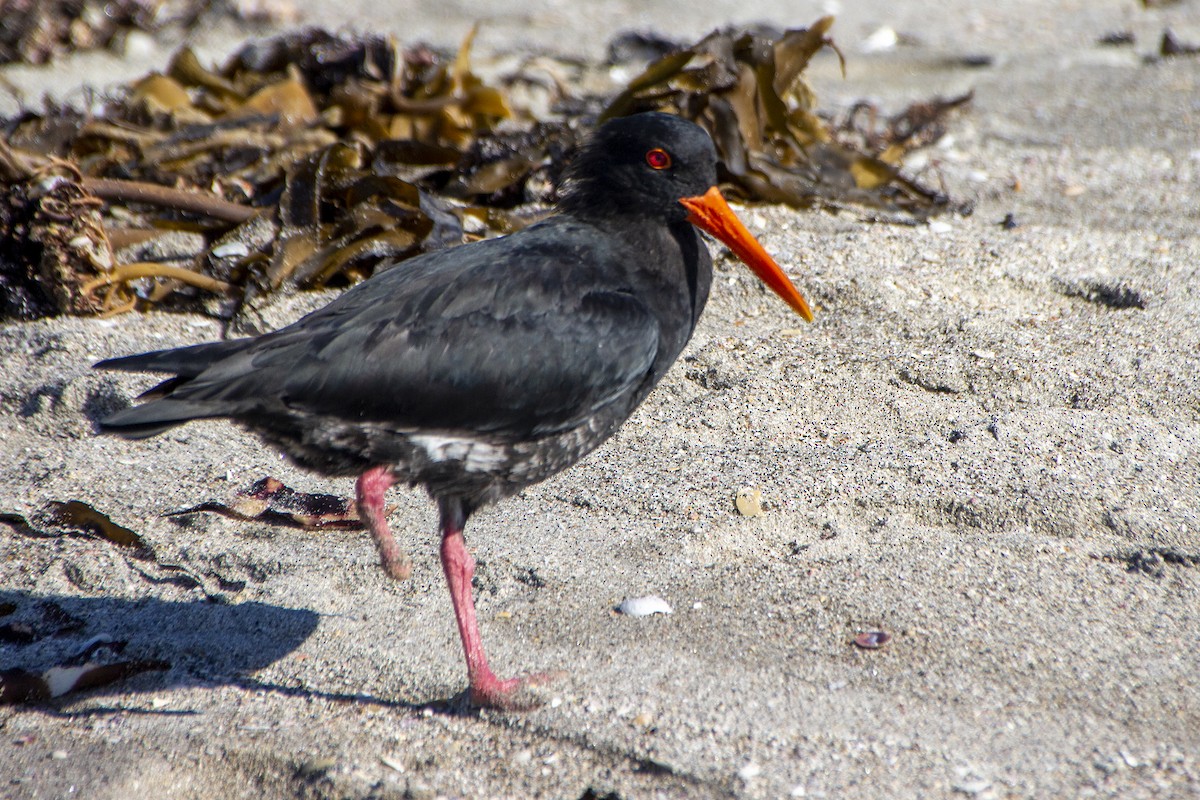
(0, 590), (469, 713)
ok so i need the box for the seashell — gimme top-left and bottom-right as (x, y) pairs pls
(616, 595), (673, 617)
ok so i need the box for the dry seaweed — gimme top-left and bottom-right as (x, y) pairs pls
(0, 0), (296, 67)
(48, 499), (154, 558)
(0, 635), (168, 705)
(0, 151), (115, 317)
(168, 475), (382, 529)
(1, 18), (967, 322)
(599, 19), (964, 214)
(0, 0), (169, 66)
(0, 0), (300, 66)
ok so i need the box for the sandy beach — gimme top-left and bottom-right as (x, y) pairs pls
(2, 1), (1199, 797)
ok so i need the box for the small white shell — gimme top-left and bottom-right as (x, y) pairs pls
(616, 595), (673, 617)
(211, 241), (251, 259)
(737, 761), (762, 781)
(860, 26), (898, 54)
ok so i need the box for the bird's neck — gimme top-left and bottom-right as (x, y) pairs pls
(617, 216), (713, 365)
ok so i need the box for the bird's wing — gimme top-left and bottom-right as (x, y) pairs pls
(163, 223), (662, 438)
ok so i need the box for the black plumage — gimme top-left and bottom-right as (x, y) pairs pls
(96, 112), (811, 709)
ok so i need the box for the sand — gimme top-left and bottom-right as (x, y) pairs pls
(2, 1), (1199, 798)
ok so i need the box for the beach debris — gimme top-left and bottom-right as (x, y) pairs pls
(1097, 32), (1136, 47)
(951, 765), (995, 796)
(952, 776), (993, 796)
(1050, 276), (1148, 311)
(1, 0), (168, 66)
(379, 753), (406, 773)
(48, 500), (153, 558)
(167, 475), (374, 529)
(0, 511), (48, 540)
(1160, 29), (1200, 58)
(737, 760), (763, 781)
(735, 487), (765, 517)
(860, 26), (900, 54)
(0, 26), (526, 320)
(1103, 547), (1200, 579)
(0, 600), (84, 645)
(838, 91), (974, 161)
(0, 636), (169, 705)
(297, 756), (337, 778)
(0, 165), (116, 318)
(1, 19), (967, 321)
(607, 31), (682, 64)
(955, 54), (994, 69)
(26, 499), (249, 596)
(853, 630), (891, 649)
(0, 621), (36, 644)
(615, 596), (673, 617)
(514, 566), (547, 589)
(0, 1), (297, 66)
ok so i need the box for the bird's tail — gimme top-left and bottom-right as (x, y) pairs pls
(97, 398), (230, 439)
(94, 339), (251, 439)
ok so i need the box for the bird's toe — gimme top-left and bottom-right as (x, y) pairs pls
(469, 669), (567, 711)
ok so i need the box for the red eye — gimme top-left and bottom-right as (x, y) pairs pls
(645, 148), (672, 170)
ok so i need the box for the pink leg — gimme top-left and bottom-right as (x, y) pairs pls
(356, 466), (412, 580)
(439, 514), (561, 710)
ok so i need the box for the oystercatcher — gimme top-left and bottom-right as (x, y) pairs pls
(96, 112), (813, 709)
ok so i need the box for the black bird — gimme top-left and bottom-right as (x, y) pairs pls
(96, 112), (813, 709)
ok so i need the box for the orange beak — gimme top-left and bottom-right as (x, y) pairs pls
(679, 186), (813, 322)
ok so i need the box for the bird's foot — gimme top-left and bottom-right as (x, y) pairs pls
(468, 669), (566, 711)
(380, 549), (413, 581)
(357, 466), (411, 580)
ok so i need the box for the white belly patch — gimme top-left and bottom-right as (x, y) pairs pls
(409, 434), (508, 472)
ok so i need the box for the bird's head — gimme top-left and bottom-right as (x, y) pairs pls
(561, 113), (813, 321)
